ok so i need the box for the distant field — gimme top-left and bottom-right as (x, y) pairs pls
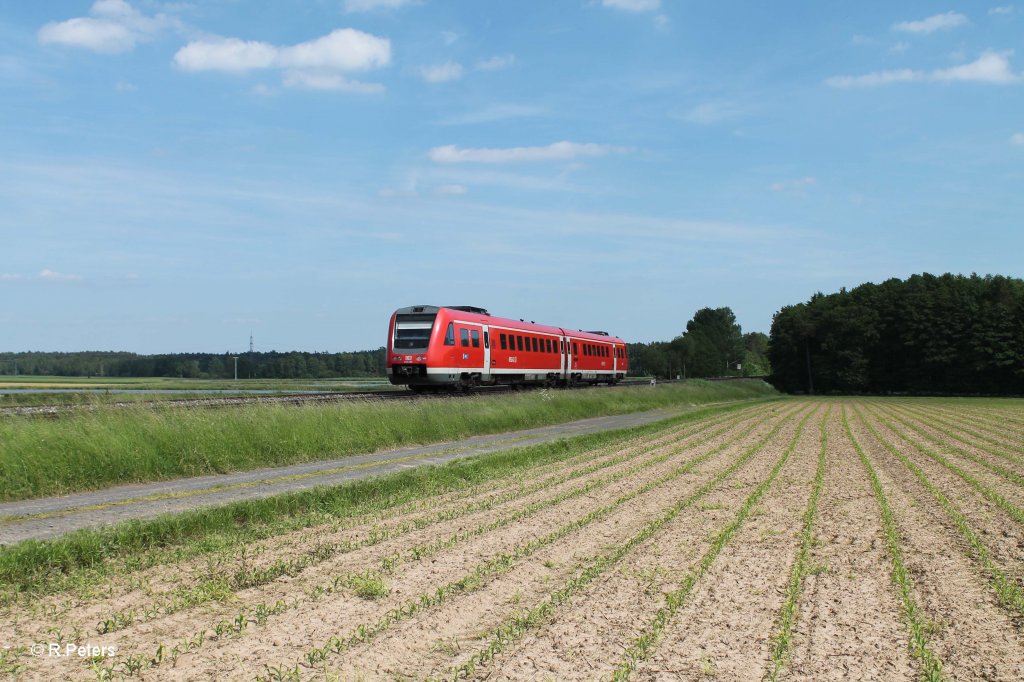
(1, 397), (1021, 680)
(0, 376), (392, 407)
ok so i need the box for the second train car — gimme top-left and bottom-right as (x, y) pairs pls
(386, 305), (628, 391)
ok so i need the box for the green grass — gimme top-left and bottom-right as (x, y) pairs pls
(0, 398), (774, 600)
(0, 379), (777, 501)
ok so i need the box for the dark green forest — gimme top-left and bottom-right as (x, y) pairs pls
(628, 307), (770, 380)
(769, 273), (1024, 395)
(0, 349), (385, 379)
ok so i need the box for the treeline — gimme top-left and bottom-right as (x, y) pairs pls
(0, 349), (386, 379)
(627, 307), (770, 379)
(769, 273), (1024, 395)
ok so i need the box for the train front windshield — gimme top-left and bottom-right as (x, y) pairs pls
(393, 312), (437, 350)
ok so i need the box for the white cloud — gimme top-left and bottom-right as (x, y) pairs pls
(344, 0), (415, 12)
(38, 0), (178, 53)
(174, 28), (390, 92)
(175, 29), (390, 73)
(932, 50), (1020, 83)
(826, 51), (1021, 87)
(890, 41), (910, 54)
(282, 71), (385, 93)
(476, 54), (515, 71)
(1011, 132), (1024, 144)
(114, 80), (137, 91)
(770, 177), (816, 192)
(602, 0), (661, 12)
(435, 184), (467, 195)
(39, 269), (82, 282)
(892, 11), (969, 33)
(989, 6), (1014, 15)
(418, 61), (464, 83)
(0, 273), (22, 281)
(825, 68), (921, 88)
(429, 141), (623, 163)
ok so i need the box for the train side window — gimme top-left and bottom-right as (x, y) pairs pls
(500, 334), (507, 350)
(546, 339), (552, 353)
(573, 342), (578, 355)
(517, 336), (523, 351)
(444, 323), (455, 346)
(531, 337), (538, 352)
(471, 329), (480, 348)
(460, 328), (469, 347)
(483, 331), (489, 349)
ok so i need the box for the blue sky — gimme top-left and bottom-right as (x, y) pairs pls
(1, 1), (1022, 353)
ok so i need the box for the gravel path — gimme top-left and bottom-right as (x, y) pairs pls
(0, 405), (707, 545)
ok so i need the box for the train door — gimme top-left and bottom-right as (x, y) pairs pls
(482, 325), (491, 382)
(455, 323), (486, 373)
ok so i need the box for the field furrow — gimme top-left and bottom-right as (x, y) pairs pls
(4, 396), (1024, 681)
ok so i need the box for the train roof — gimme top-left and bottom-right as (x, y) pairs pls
(392, 305), (625, 344)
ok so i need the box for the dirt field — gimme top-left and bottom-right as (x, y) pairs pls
(3, 398), (1023, 681)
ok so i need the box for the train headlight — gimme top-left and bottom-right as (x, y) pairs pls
(391, 355), (402, 362)
(415, 355), (427, 362)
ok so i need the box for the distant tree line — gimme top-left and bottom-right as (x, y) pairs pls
(0, 349), (386, 379)
(769, 273), (1024, 395)
(627, 307), (770, 379)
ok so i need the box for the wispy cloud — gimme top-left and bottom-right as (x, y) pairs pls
(417, 61), (464, 83)
(435, 184), (467, 195)
(476, 54), (515, 71)
(677, 101), (745, 125)
(344, 0), (416, 12)
(0, 273), (22, 281)
(39, 269), (82, 282)
(1011, 132), (1024, 145)
(601, 0), (661, 12)
(989, 6), (1015, 16)
(429, 141), (625, 163)
(38, 0), (179, 53)
(892, 11), (969, 34)
(437, 104), (544, 125)
(826, 51), (1022, 87)
(173, 28), (390, 92)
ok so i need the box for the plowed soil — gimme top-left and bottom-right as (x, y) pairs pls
(4, 398), (1023, 681)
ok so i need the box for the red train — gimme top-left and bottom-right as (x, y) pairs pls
(386, 305), (628, 391)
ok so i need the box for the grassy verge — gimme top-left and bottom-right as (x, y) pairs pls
(0, 399), (774, 600)
(0, 379), (776, 502)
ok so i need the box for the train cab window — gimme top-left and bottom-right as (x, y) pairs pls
(460, 328), (469, 347)
(471, 330), (480, 348)
(531, 337), (538, 352)
(444, 323), (455, 346)
(516, 336), (524, 351)
(500, 334), (507, 350)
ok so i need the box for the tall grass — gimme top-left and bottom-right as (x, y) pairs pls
(0, 380), (776, 501)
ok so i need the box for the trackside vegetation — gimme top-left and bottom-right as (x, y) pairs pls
(0, 380), (775, 502)
(0, 399), (770, 600)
